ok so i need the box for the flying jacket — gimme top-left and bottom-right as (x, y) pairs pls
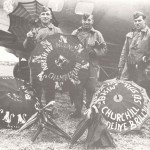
(23, 23), (62, 51)
(72, 27), (107, 57)
(118, 26), (150, 68)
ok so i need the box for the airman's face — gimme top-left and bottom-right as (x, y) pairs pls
(82, 15), (94, 29)
(134, 16), (146, 30)
(39, 11), (52, 24)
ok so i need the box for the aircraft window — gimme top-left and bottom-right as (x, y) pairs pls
(75, 1), (94, 15)
(47, 0), (64, 12)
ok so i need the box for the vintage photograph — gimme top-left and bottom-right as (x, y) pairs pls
(0, 0), (150, 149)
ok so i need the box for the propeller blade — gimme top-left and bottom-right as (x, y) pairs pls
(18, 112), (38, 132)
(31, 125), (43, 142)
(70, 116), (92, 146)
(86, 114), (116, 149)
(44, 122), (71, 140)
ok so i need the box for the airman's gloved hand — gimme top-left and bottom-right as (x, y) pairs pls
(26, 28), (37, 38)
(142, 55), (149, 63)
(27, 31), (34, 38)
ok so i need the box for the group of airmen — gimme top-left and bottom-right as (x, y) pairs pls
(22, 6), (150, 119)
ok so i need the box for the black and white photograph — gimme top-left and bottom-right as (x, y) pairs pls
(0, 0), (150, 149)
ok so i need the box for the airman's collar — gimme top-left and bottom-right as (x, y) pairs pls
(141, 25), (149, 33)
(78, 26), (95, 34)
(40, 23), (54, 29)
